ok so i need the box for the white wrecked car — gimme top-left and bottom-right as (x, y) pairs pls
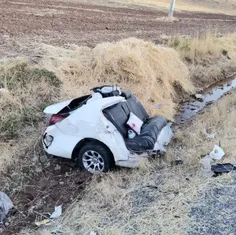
(42, 86), (173, 173)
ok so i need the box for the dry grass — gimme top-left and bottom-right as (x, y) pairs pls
(169, 33), (236, 88)
(0, 59), (60, 173)
(2, 35), (236, 234)
(26, 88), (236, 235)
(120, 0), (236, 15)
(40, 38), (194, 120)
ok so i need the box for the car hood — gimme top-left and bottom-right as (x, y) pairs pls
(43, 99), (73, 114)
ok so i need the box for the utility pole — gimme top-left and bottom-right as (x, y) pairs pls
(168, 0), (176, 18)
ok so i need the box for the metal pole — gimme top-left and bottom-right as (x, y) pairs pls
(168, 0), (176, 18)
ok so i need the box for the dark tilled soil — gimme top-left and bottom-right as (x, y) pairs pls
(0, 155), (91, 235)
(1, 0), (236, 57)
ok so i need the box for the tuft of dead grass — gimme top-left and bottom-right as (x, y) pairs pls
(169, 33), (236, 88)
(40, 38), (194, 120)
(0, 59), (60, 173)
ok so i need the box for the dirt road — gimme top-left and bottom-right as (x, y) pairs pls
(1, 0), (236, 57)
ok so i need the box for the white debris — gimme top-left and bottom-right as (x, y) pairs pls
(152, 104), (163, 109)
(35, 219), (51, 227)
(195, 93), (204, 100)
(50, 205), (62, 219)
(0, 192), (14, 223)
(0, 88), (9, 94)
(209, 145), (225, 160)
(54, 164), (61, 171)
(89, 232), (100, 235)
(200, 145), (225, 177)
(200, 155), (214, 177)
(203, 129), (216, 139)
(205, 133), (216, 139)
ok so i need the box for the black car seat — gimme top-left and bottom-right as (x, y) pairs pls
(103, 91), (168, 152)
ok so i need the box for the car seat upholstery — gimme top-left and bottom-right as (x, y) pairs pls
(125, 116), (167, 151)
(103, 101), (130, 138)
(103, 92), (168, 152)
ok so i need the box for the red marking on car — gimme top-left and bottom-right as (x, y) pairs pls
(48, 114), (69, 126)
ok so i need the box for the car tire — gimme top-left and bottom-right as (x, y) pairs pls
(77, 141), (114, 173)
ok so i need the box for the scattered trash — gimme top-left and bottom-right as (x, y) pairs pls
(203, 130), (216, 139)
(0, 192), (14, 224)
(88, 232), (100, 235)
(211, 163), (236, 177)
(54, 164), (61, 171)
(35, 205), (62, 227)
(152, 104), (163, 109)
(50, 205), (62, 219)
(204, 131), (216, 139)
(35, 219), (51, 227)
(195, 94), (204, 101)
(171, 159), (184, 166)
(209, 145), (225, 160)
(200, 145), (225, 177)
(0, 88), (9, 94)
(0, 34), (10, 38)
(200, 155), (214, 177)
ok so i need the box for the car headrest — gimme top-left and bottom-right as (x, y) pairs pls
(121, 91), (132, 99)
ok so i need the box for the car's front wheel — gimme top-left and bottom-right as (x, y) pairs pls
(77, 141), (114, 173)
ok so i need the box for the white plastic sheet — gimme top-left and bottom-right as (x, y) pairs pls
(0, 192), (13, 223)
(209, 145), (225, 160)
(50, 205), (62, 219)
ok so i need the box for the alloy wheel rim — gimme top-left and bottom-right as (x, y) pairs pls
(82, 150), (105, 173)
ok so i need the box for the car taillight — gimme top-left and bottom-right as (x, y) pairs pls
(48, 114), (69, 126)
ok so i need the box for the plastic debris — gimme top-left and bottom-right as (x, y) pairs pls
(35, 219), (51, 227)
(195, 94), (203, 99)
(205, 133), (216, 139)
(200, 145), (225, 177)
(50, 205), (62, 219)
(54, 164), (61, 171)
(89, 232), (100, 235)
(211, 163), (236, 177)
(203, 129), (216, 139)
(200, 155), (214, 177)
(209, 145), (225, 160)
(0, 88), (9, 94)
(152, 104), (163, 109)
(0, 192), (14, 224)
(195, 94), (204, 101)
(35, 205), (62, 227)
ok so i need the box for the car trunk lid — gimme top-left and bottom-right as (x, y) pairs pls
(43, 99), (73, 115)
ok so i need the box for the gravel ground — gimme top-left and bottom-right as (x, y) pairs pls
(189, 175), (236, 235)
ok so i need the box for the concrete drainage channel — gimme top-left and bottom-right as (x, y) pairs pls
(175, 77), (236, 124)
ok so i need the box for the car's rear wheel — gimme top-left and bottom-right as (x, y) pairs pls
(77, 141), (114, 173)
